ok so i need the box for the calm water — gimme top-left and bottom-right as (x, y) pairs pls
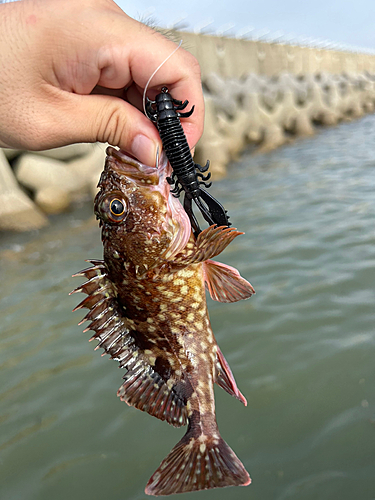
(1, 116), (375, 500)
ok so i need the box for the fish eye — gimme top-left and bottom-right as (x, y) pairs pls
(94, 191), (128, 224)
(110, 198), (125, 216)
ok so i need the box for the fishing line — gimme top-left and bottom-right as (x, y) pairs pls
(142, 40), (183, 118)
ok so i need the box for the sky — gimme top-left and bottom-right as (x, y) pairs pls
(116, 0), (375, 52)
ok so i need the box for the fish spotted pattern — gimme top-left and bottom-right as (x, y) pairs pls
(71, 147), (255, 496)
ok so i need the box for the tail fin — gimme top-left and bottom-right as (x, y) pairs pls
(145, 429), (250, 496)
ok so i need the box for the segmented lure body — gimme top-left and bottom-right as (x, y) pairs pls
(146, 87), (230, 235)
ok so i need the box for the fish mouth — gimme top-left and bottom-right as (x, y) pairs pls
(105, 146), (192, 258)
(106, 146), (171, 187)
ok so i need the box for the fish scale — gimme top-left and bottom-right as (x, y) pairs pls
(71, 147), (255, 496)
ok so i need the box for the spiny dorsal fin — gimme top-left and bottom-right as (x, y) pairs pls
(203, 259), (255, 303)
(71, 261), (188, 427)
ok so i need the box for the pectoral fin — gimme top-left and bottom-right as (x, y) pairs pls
(174, 225), (243, 266)
(203, 259), (255, 302)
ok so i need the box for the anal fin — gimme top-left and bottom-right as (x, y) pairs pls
(115, 350), (188, 428)
(216, 347), (247, 406)
(203, 259), (255, 303)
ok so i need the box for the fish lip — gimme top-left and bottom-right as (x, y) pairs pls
(106, 146), (170, 179)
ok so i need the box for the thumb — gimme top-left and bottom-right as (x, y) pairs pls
(53, 93), (161, 166)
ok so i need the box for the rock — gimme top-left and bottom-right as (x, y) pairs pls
(210, 94), (238, 119)
(0, 190), (49, 231)
(35, 186), (71, 214)
(0, 150), (48, 231)
(363, 100), (374, 113)
(303, 75), (340, 125)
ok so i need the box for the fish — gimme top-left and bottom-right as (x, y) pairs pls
(71, 146), (255, 496)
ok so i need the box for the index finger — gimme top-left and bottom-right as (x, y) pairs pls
(117, 22), (205, 150)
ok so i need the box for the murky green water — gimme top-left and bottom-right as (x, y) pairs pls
(1, 116), (375, 500)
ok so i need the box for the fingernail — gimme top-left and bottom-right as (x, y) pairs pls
(130, 135), (157, 166)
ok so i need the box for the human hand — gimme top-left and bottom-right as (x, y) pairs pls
(0, 0), (204, 166)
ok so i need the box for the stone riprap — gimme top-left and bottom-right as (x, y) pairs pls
(0, 149), (48, 231)
(0, 143), (106, 231)
(194, 71), (375, 177)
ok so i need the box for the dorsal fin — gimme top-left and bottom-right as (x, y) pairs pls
(71, 261), (188, 427)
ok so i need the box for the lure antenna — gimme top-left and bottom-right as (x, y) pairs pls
(143, 40), (183, 118)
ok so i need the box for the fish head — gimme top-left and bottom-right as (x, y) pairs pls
(94, 147), (191, 274)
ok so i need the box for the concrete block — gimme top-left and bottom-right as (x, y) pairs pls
(66, 143), (106, 195)
(14, 153), (85, 194)
(0, 150), (48, 231)
(216, 110), (249, 159)
(35, 186), (71, 214)
(257, 124), (286, 153)
(1, 148), (22, 160)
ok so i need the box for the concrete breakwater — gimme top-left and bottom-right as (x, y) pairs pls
(178, 32), (375, 79)
(194, 71), (375, 176)
(2, 32), (375, 230)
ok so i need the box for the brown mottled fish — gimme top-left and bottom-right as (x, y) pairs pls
(71, 147), (255, 496)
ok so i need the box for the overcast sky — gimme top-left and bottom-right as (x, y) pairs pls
(116, 0), (375, 51)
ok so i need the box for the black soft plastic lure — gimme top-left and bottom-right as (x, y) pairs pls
(145, 87), (230, 235)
